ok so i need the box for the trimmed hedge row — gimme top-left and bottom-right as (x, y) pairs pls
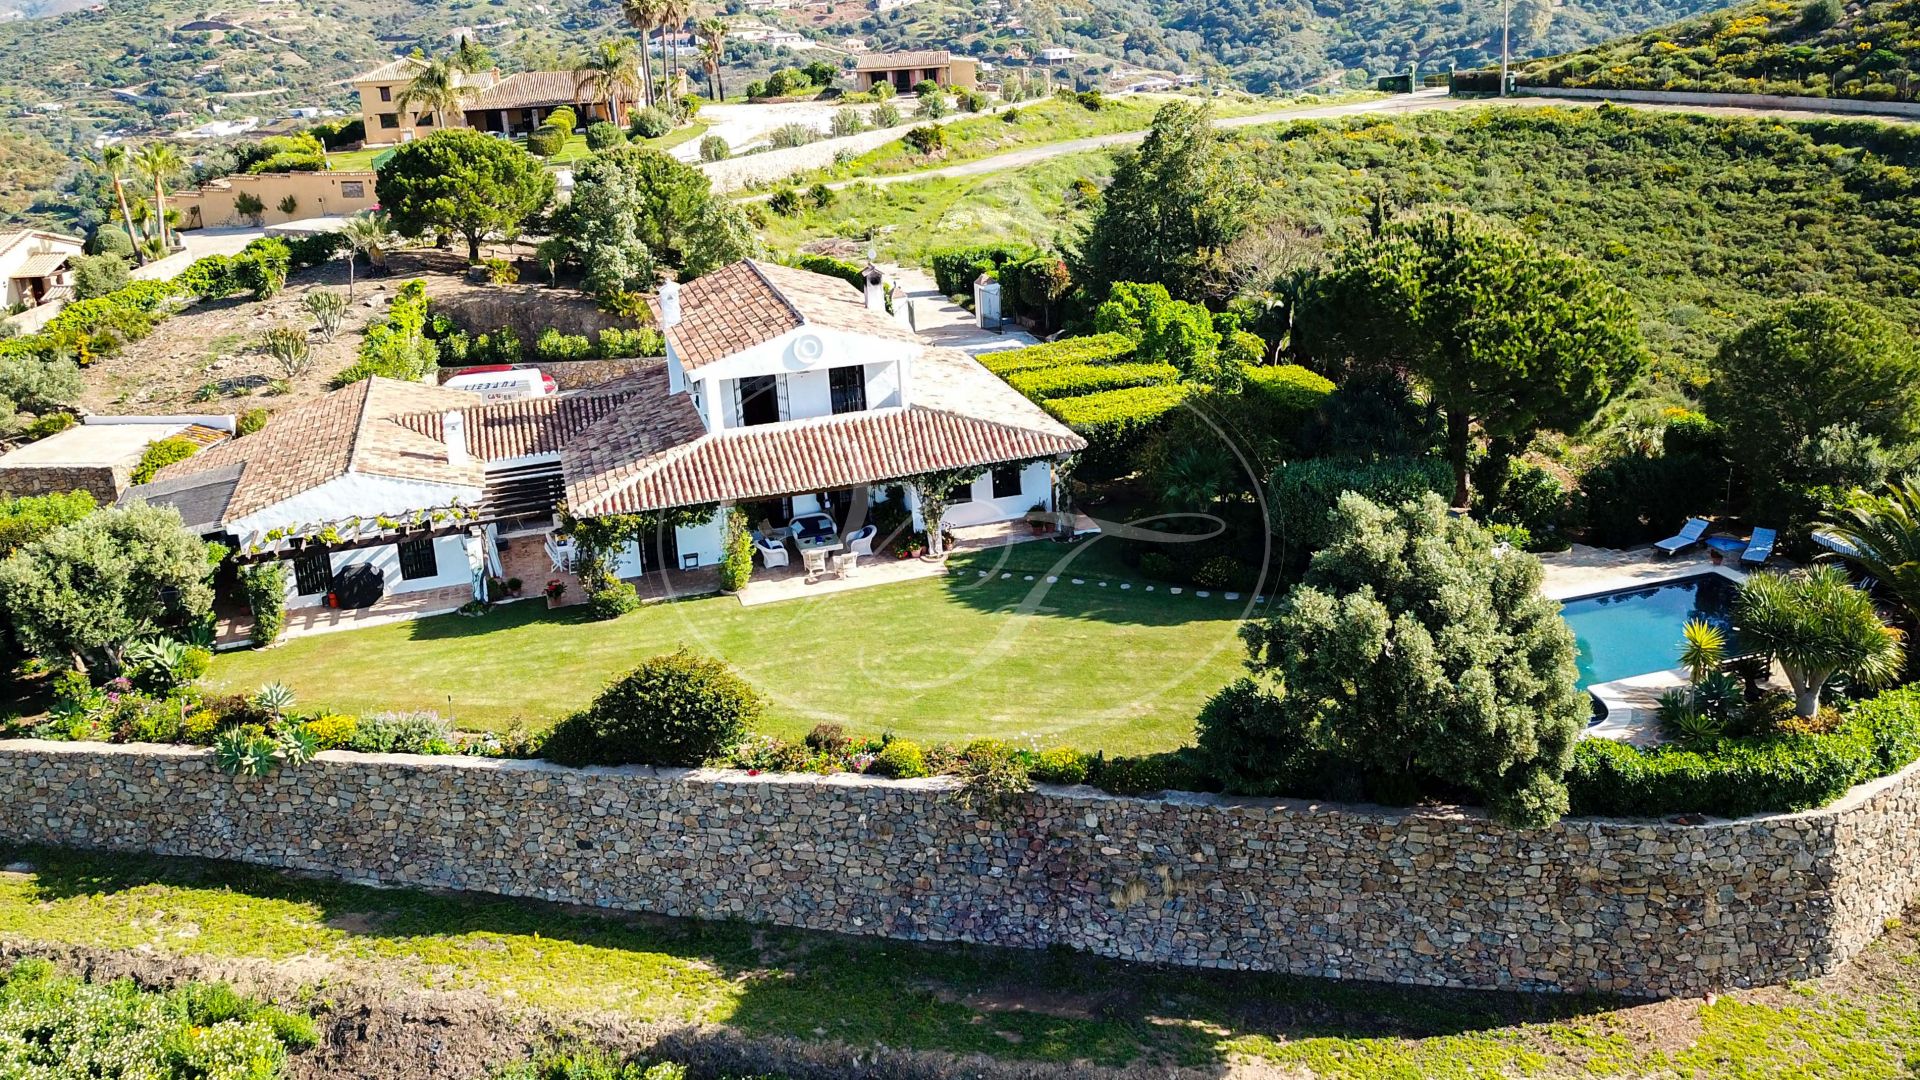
(1005, 361), (1179, 400)
(788, 252), (867, 291)
(1567, 686), (1920, 818)
(979, 332), (1137, 375)
(1043, 383), (1192, 474)
(928, 243), (1036, 297)
(1243, 363), (1335, 414)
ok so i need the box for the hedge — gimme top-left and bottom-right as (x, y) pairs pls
(1006, 361), (1179, 401)
(1567, 685), (1920, 818)
(1043, 383), (1191, 476)
(1269, 456), (1453, 555)
(1243, 363), (1335, 416)
(978, 332), (1137, 375)
(928, 243), (1036, 296)
(788, 252), (867, 291)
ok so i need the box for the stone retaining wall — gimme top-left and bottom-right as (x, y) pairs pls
(4, 739), (1919, 998)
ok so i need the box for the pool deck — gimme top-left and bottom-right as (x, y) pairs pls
(1537, 544), (1754, 746)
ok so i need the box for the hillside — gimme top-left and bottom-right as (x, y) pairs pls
(1514, 0), (1920, 101)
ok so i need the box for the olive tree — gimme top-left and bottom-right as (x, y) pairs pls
(1295, 208), (1646, 507)
(1208, 492), (1584, 826)
(0, 504), (217, 674)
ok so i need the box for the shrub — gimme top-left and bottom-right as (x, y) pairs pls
(234, 238), (292, 299)
(302, 713), (359, 750)
(88, 224), (134, 258)
(767, 188), (801, 216)
(789, 252), (866, 290)
(588, 579), (641, 619)
(237, 407), (268, 436)
(1092, 749), (1209, 796)
(69, 253), (130, 300)
(699, 135), (730, 161)
(544, 106), (578, 133)
(831, 109), (866, 137)
(630, 107), (673, 139)
(871, 738), (928, 778)
(526, 124), (567, 157)
(542, 649), (765, 767)
(954, 739), (1032, 816)
(284, 230), (347, 269)
(873, 102), (902, 128)
(586, 121), (626, 150)
(904, 124), (947, 153)
(768, 122), (819, 149)
(346, 710), (455, 754)
(927, 243), (1036, 297)
(1566, 732), (1873, 817)
(131, 436), (199, 484)
(718, 508), (753, 591)
(1243, 363), (1334, 414)
(1006, 361), (1178, 400)
(1268, 456), (1452, 557)
(594, 326), (664, 358)
(1029, 746), (1092, 785)
(979, 332), (1136, 374)
(535, 327), (593, 361)
(304, 289), (348, 342)
(1042, 383), (1192, 476)
(333, 279), (436, 386)
(177, 254), (239, 300)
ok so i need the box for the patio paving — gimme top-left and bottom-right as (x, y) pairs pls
(1536, 542), (1736, 601)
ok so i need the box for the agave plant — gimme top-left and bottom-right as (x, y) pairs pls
(250, 682), (296, 722)
(213, 728), (279, 777)
(1656, 688), (1725, 746)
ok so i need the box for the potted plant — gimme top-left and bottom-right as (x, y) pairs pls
(544, 578), (567, 608)
(1027, 501), (1052, 535)
(505, 577), (524, 597)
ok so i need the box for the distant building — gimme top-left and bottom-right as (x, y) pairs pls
(0, 229), (85, 335)
(351, 57), (620, 146)
(1037, 46), (1075, 63)
(852, 50), (980, 93)
(173, 170), (379, 230)
(872, 0), (921, 11)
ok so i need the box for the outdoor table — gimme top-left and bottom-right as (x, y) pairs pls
(1704, 535), (1747, 559)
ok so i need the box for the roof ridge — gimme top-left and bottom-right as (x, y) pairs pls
(744, 259), (809, 328)
(580, 431), (717, 515)
(340, 378), (383, 476)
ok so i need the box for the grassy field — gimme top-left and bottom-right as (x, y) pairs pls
(755, 150), (1107, 264)
(207, 546), (1247, 752)
(323, 122), (709, 171)
(2, 845), (1916, 1078)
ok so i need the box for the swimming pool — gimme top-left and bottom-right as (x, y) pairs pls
(1559, 573), (1740, 690)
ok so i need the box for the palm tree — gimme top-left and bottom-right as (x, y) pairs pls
(697, 16), (729, 100)
(98, 145), (145, 266)
(574, 39), (641, 126)
(620, 0), (666, 107)
(659, 0), (690, 103)
(1822, 480), (1920, 627)
(395, 56), (472, 131)
(130, 142), (183, 253)
(338, 210), (394, 300)
(1736, 565), (1905, 718)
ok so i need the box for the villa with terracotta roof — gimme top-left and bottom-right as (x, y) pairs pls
(852, 50), (979, 93)
(353, 57), (622, 146)
(122, 259), (1084, 627)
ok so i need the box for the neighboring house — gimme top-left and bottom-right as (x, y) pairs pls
(124, 260), (1083, 621)
(0, 230), (85, 333)
(172, 170), (378, 230)
(1037, 47), (1076, 63)
(853, 50), (980, 93)
(353, 58), (620, 146)
(0, 416), (232, 503)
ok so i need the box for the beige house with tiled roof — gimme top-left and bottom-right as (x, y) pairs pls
(125, 259), (1081, 622)
(353, 57), (620, 146)
(853, 50), (979, 93)
(1, 229), (84, 333)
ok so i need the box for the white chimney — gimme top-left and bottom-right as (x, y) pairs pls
(658, 279), (683, 329)
(888, 276), (912, 330)
(443, 410), (469, 467)
(863, 263), (886, 313)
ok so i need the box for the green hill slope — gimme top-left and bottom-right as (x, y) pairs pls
(1513, 0), (1920, 102)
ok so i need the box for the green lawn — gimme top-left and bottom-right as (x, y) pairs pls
(322, 122), (709, 172)
(208, 547), (1248, 753)
(3, 845), (1917, 1078)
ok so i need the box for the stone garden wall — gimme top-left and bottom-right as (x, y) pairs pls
(4, 739), (1919, 998)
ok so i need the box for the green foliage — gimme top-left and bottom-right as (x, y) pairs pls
(1268, 455), (1452, 557)
(526, 124), (567, 157)
(1297, 207), (1647, 505)
(333, 280), (437, 386)
(904, 124), (947, 153)
(555, 146), (756, 300)
(1567, 729), (1874, 817)
(0, 490), (94, 556)
(1231, 494), (1584, 826)
(979, 332), (1135, 374)
(69, 252), (130, 300)
(1041, 383), (1192, 476)
(1737, 565), (1904, 717)
(544, 106), (578, 133)
(304, 289), (347, 343)
(1516, 0), (1920, 102)
(587, 578), (641, 619)
(1823, 480), (1920, 628)
(928, 243), (1035, 296)
(1075, 102), (1250, 304)
(787, 252), (866, 290)
(542, 649), (765, 767)
(1243, 363), (1334, 414)
(630, 107), (673, 139)
(376, 130), (555, 262)
(237, 407), (268, 437)
(233, 238), (291, 299)
(953, 738), (1033, 817)
(873, 102), (902, 128)
(0, 504), (217, 674)
(241, 561), (288, 646)
(718, 509), (753, 592)
(870, 738), (928, 778)
(586, 121), (626, 151)
(1006, 361), (1179, 400)
(1708, 294), (1920, 526)
(0, 960), (315, 1078)
(131, 435), (199, 485)
(698, 135), (730, 162)
(87, 224), (134, 258)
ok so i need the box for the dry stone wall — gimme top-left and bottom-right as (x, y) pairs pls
(3, 739), (1919, 998)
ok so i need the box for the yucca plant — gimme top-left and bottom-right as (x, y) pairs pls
(1736, 566), (1905, 718)
(1679, 619), (1726, 684)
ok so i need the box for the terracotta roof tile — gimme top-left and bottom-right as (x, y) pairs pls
(467, 70), (600, 111)
(854, 50), (954, 70)
(394, 377), (648, 460)
(651, 259), (919, 371)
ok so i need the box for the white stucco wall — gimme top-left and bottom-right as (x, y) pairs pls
(285, 535), (475, 609)
(937, 461), (1053, 528)
(607, 514), (729, 576)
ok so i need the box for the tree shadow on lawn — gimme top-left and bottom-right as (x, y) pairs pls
(9, 845), (1630, 1071)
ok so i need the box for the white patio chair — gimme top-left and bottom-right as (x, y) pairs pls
(755, 535), (790, 569)
(545, 534), (576, 574)
(846, 524), (877, 556)
(803, 547), (829, 582)
(832, 553), (857, 579)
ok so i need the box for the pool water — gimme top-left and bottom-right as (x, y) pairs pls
(1559, 573), (1740, 690)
